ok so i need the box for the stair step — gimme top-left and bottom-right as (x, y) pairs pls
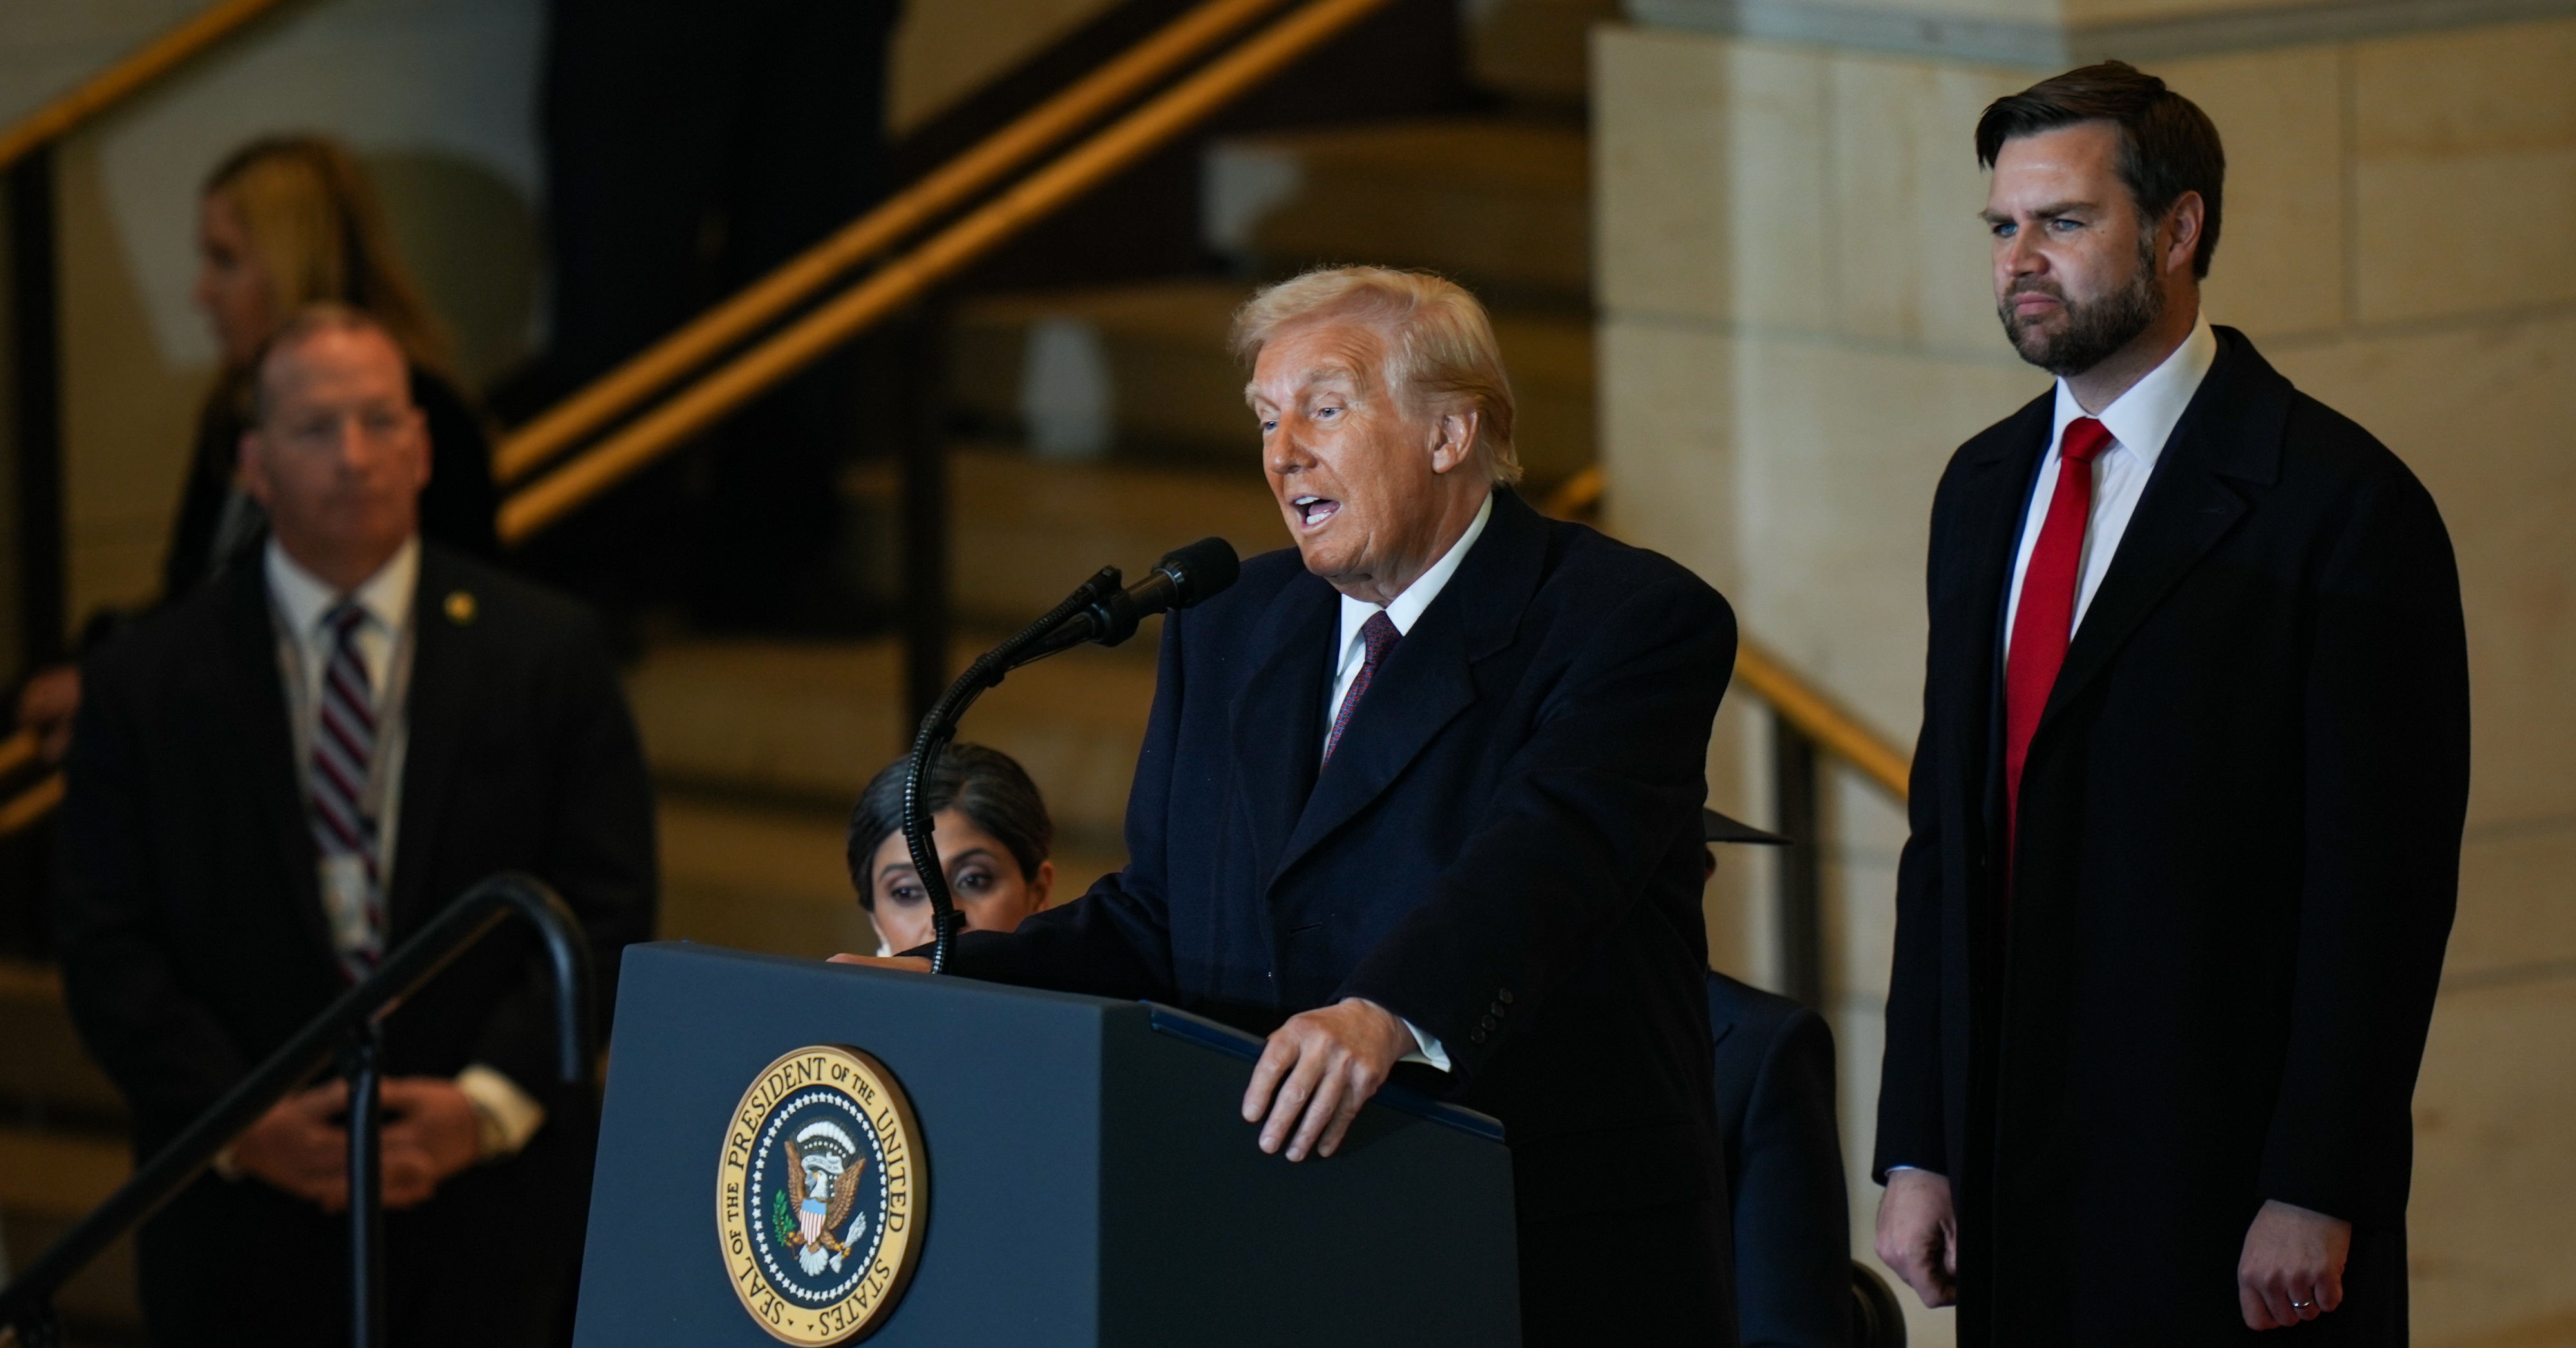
(944, 286), (1596, 489)
(1204, 118), (1590, 301)
(1465, 0), (1620, 108)
(626, 630), (1159, 848)
(949, 445), (1290, 620)
(0, 1125), (128, 1220)
(0, 960), (126, 1128)
(0, 1124), (142, 1341)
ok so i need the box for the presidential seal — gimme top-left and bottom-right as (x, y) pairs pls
(717, 1045), (926, 1344)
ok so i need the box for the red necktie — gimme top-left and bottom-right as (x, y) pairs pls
(2003, 417), (2113, 858)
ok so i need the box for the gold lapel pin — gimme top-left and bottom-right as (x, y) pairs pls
(444, 590), (477, 625)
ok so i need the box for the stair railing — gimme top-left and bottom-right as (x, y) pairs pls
(0, 730), (57, 837)
(0, 873), (592, 1348)
(492, 0), (1302, 489)
(1542, 468), (1911, 1009)
(493, 0), (1405, 543)
(0, 0), (293, 172)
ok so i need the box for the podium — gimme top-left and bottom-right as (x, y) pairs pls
(571, 942), (1520, 1347)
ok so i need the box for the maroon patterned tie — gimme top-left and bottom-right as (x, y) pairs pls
(1323, 611), (1401, 764)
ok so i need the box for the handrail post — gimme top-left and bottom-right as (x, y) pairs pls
(898, 306), (950, 728)
(343, 1019), (387, 1348)
(8, 144), (67, 672)
(0, 874), (592, 1340)
(1772, 710), (1825, 1011)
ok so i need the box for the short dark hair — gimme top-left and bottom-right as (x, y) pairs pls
(1975, 61), (2226, 278)
(845, 743), (1054, 909)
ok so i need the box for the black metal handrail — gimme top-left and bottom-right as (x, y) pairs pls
(0, 872), (592, 1346)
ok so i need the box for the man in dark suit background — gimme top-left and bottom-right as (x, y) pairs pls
(842, 266), (1739, 1343)
(56, 305), (658, 1346)
(1871, 64), (2468, 1345)
(1701, 812), (1855, 1348)
(1710, 967), (1851, 1348)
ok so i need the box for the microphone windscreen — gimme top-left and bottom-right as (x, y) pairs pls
(1159, 537), (1240, 608)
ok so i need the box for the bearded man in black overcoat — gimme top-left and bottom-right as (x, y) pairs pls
(1870, 63), (2470, 1345)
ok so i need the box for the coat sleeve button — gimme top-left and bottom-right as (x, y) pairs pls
(1470, 1029), (1488, 1045)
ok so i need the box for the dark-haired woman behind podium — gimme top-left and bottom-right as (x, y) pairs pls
(845, 745), (1057, 957)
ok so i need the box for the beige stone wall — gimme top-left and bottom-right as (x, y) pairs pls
(1598, 12), (2576, 1347)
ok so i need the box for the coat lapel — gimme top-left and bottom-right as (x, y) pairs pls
(388, 547), (472, 938)
(1228, 574), (1336, 894)
(1269, 489), (1546, 888)
(221, 562), (337, 965)
(2038, 328), (2287, 733)
(1947, 394), (2053, 848)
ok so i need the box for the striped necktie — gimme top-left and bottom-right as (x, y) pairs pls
(309, 600), (384, 979)
(1324, 611), (1401, 764)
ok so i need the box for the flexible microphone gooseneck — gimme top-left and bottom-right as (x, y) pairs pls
(899, 538), (1240, 973)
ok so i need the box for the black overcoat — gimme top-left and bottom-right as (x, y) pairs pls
(951, 488), (1740, 1344)
(1873, 328), (2470, 1345)
(56, 544), (658, 1347)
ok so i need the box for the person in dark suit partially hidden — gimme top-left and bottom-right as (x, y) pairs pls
(1871, 64), (2469, 1346)
(1699, 815), (1856, 1348)
(55, 305), (658, 1347)
(1711, 972), (1852, 1347)
(838, 267), (1740, 1343)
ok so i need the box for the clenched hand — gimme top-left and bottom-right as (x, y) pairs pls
(2239, 1199), (2351, 1330)
(1875, 1168), (1959, 1307)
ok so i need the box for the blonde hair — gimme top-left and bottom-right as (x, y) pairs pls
(1229, 267), (1521, 486)
(204, 135), (451, 374)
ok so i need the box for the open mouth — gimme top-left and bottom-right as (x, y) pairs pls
(1291, 495), (1341, 530)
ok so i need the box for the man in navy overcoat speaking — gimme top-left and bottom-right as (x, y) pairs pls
(842, 265), (1741, 1344)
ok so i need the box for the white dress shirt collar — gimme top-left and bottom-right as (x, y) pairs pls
(2003, 314), (2221, 652)
(265, 534), (421, 650)
(2048, 312), (2217, 476)
(1334, 490), (1493, 675)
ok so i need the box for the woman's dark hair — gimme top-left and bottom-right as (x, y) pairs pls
(1975, 61), (2226, 279)
(845, 744), (1053, 909)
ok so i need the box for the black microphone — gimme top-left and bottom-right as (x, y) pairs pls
(1047, 536), (1241, 650)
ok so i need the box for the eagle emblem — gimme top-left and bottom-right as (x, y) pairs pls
(717, 1045), (927, 1345)
(777, 1122), (867, 1275)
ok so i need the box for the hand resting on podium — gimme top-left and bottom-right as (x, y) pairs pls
(828, 951), (1412, 1165)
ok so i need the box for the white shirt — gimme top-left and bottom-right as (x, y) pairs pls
(1326, 492), (1493, 750)
(267, 535), (419, 932)
(2002, 316), (2219, 654)
(1319, 491), (1493, 1074)
(258, 536), (545, 1161)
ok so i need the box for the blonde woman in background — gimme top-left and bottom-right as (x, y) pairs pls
(15, 135), (499, 763)
(171, 134), (498, 593)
